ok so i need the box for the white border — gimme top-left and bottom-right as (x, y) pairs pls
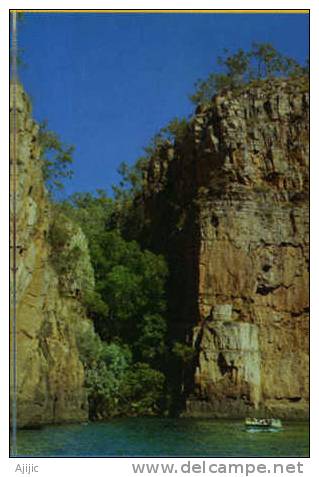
(1, 1), (316, 476)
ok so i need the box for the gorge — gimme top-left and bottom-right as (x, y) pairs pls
(10, 75), (309, 428)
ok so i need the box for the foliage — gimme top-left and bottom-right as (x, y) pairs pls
(82, 289), (109, 327)
(60, 190), (115, 250)
(38, 120), (74, 194)
(146, 117), (189, 150)
(62, 192), (168, 348)
(84, 341), (132, 418)
(76, 323), (165, 418)
(48, 212), (72, 250)
(120, 363), (166, 416)
(250, 42), (306, 79)
(113, 158), (148, 201)
(172, 342), (195, 365)
(134, 314), (167, 364)
(48, 212), (75, 274)
(92, 230), (168, 343)
(190, 43), (309, 105)
(113, 117), (188, 202)
(60, 188), (169, 417)
(76, 322), (105, 367)
(107, 117), (189, 240)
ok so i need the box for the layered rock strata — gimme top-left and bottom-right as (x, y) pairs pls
(144, 78), (309, 418)
(10, 84), (94, 428)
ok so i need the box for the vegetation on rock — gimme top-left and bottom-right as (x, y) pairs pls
(189, 43), (308, 105)
(38, 120), (74, 194)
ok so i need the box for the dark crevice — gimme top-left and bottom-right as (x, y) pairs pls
(211, 214), (219, 228)
(288, 397), (302, 402)
(217, 352), (229, 376)
(262, 264), (271, 272)
(256, 284), (278, 295)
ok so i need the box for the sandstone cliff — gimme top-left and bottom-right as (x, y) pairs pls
(143, 77), (309, 419)
(10, 84), (94, 428)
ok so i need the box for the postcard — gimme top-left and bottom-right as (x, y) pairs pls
(9, 8), (309, 462)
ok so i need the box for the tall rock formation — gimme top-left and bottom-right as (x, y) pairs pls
(10, 84), (94, 428)
(143, 77), (309, 419)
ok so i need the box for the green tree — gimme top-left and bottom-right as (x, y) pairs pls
(134, 314), (167, 364)
(48, 211), (81, 277)
(190, 43), (308, 106)
(60, 190), (115, 249)
(121, 362), (166, 416)
(84, 342), (132, 419)
(220, 48), (251, 86)
(95, 231), (168, 343)
(76, 323), (166, 418)
(75, 322), (105, 367)
(38, 120), (74, 193)
(172, 342), (195, 365)
(251, 42), (284, 78)
(62, 192), (168, 351)
(113, 117), (188, 202)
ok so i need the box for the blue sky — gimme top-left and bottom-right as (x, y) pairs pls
(18, 12), (309, 198)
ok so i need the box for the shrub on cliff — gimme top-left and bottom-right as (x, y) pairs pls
(38, 120), (74, 194)
(48, 213), (79, 272)
(48, 211), (72, 249)
(190, 43), (309, 105)
(48, 210), (90, 294)
(113, 117), (188, 201)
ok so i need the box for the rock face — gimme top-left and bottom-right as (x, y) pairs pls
(10, 84), (94, 428)
(144, 78), (309, 418)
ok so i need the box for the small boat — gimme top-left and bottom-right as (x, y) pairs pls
(245, 418), (282, 430)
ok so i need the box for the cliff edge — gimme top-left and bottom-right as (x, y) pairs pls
(10, 84), (94, 428)
(144, 77), (309, 419)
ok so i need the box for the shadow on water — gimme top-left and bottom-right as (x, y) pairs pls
(15, 418), (309, 457)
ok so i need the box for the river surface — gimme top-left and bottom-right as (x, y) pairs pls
(15, 418), (309, 457)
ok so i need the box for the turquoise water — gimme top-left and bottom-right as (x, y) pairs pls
(15, 418), (309, 457)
